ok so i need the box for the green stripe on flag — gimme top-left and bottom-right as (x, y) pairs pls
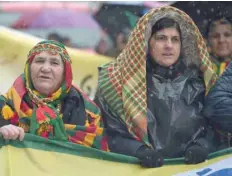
(0, 134), (232, 165)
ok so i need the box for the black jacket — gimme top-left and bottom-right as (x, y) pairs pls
(95, 58), (216, 158)
(204, 62), (232, 134)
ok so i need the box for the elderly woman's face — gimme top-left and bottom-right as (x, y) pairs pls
(209, 23), (232, 58)
(30, 51), (64, 96)
(149, 27), (181, 67)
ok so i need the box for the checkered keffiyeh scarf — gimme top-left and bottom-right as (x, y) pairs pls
(97, 6), (218, 146)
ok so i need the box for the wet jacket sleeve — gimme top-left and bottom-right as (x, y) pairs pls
(94, 94), (145, 157)
(203, 62), (232, 133)
(0, 95), (11, 127)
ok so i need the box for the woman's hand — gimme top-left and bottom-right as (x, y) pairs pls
(0, 124), (24, 141)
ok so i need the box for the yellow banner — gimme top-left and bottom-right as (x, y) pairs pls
(0, 26), (112, 98)
(0, 134), (232, 176)
(1, 27), (232, 176)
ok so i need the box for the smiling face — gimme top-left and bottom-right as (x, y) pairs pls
(149, 27), (181, 67)
(30, 51), (64, 96)
(208, 23), (232, 58)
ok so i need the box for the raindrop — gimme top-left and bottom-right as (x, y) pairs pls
(197, 9), (201, 15)
(211, 8), (214, 12)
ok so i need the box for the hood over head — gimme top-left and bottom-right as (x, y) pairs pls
(98, 6), (217, 145)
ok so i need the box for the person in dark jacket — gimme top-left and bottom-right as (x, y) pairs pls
(94, 6), (218, 168)
(204, 61), (232, 148)
(0, 40), (108, 151)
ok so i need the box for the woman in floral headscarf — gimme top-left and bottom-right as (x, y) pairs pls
(0, 40), (108, 151)
(206, 16), (232, 75)
(95, 6), (218, 167)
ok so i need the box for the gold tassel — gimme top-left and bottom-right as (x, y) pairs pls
(85, 109), (100, 119)
(1, 105), (14, 120)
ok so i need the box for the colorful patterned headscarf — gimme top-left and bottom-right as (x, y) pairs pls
(0, 40), (108, 151)
(97, 6), (218, 146)
(25, 40), (72, 100)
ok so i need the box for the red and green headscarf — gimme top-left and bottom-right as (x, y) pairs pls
(25, 40), (72, 100)
(0, 40), (108, 151)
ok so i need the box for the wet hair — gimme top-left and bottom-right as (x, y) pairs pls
(151, 18), (181, 37)
(206, 17), (232, 39)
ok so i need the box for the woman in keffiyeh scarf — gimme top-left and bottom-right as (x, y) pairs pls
(0, 40), (108, 151)
(206, 16), (232, 75)
(95, 6), (218, 167)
